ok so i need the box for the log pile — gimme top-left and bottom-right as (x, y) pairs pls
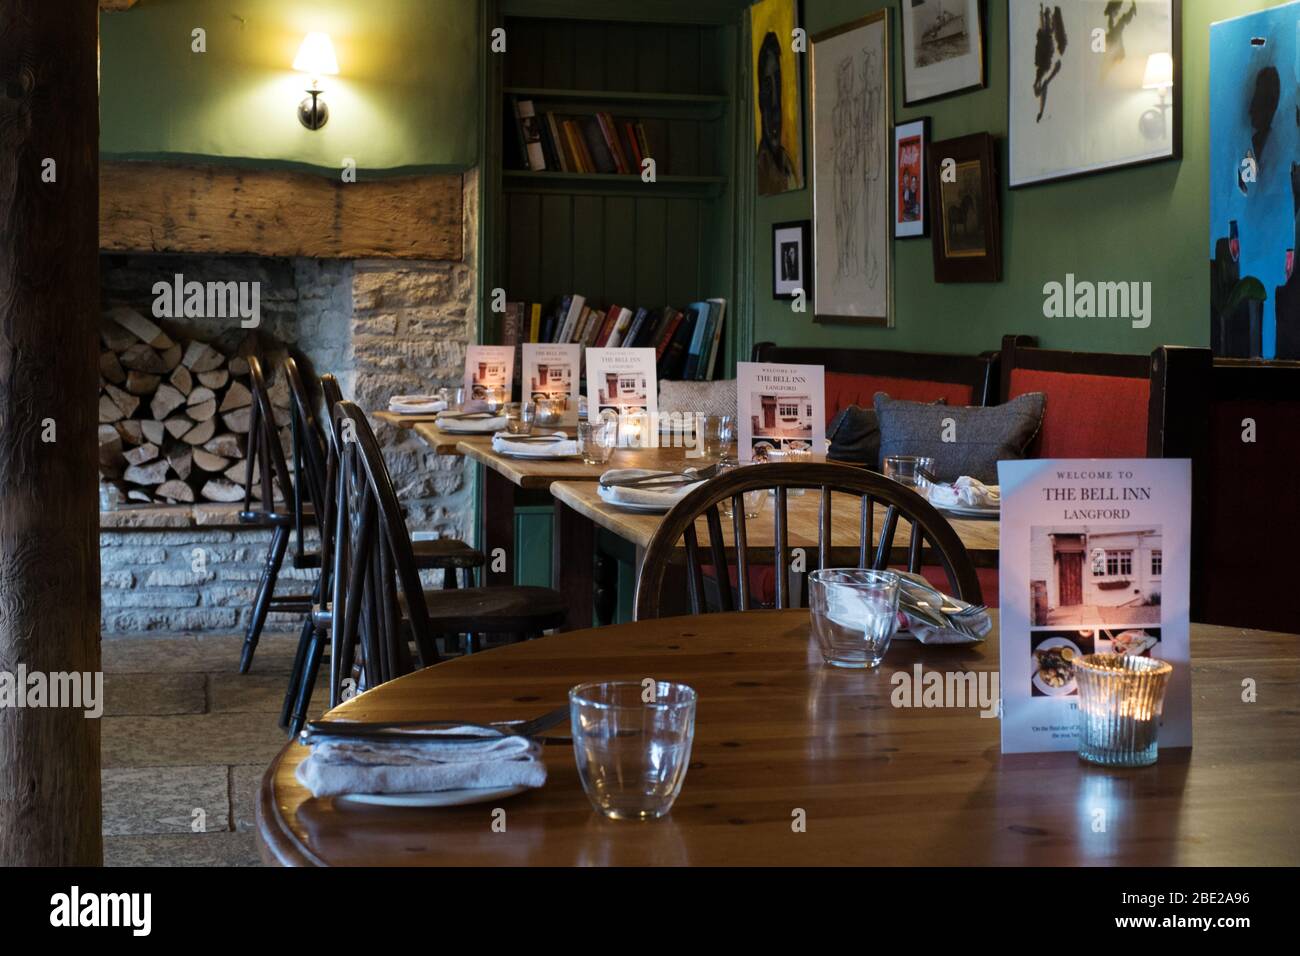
(97, 307), (292, 507)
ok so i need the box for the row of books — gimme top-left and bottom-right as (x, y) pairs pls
(512, 98), (652, 176)
(502, 296), (727, 381)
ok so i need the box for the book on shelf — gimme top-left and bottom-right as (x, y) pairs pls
(681, 300), (714, 381)
(702, 297), (727, 380)
(527, 303), (542, 342)
(512, 98), (546, 172)
(509, 108), (657, 176)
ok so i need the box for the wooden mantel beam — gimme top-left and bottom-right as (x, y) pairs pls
(100, 161), (464, 261)
(100, 1), (139, 10)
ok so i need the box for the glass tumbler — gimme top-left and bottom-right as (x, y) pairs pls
(578, 420), (615, 465)
(715, 460), (767, 518)
(570, 681), (698, 820)
(1073, 654), (1174, 767)
(809, 569), (901, 668)
(883, 455), (936, 491)
(504, 402), (531, 435)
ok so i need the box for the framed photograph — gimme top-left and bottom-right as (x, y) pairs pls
(810, 10), (892, 326)
(772, 220), (812, 299)
(894, 118), (930, 238)
(1008, 0), (1182, 188)
(900, 0), (987, 106)
(752, 0), (805, 195)
(928, 132), (1001, 282)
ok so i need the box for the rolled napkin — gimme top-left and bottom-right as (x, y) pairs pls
(892, 572), (991, 645)
(388, 395), (447, 415)
(491, 431), (578, 457)
(436, 413), (508, 433)
(599, 468), (703, 507)
(927, 476), (1000, 510)
(295, 726), (547, 798)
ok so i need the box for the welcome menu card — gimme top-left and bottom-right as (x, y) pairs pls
(521, 342), (581, 426)
(585, 347), (658, 447)
(735, 362), (826, 462)
(462, 344), (515, 402)
(997, 459), (1192, 754)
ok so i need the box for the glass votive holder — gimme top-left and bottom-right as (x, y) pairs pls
(503, 402), (531, 435)
(809, 568), (901, 669)
(482, 385), (507, 413)
(570, 680), (698, 821)
(577, 420), (615, 465)
(1073, 654), (1173, 768)
(883, 455), (936, 490)
(534, 398), (563, 428)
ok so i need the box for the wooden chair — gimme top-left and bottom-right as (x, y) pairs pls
(634, 462), (982, 620)
(321, 401), (567, 706)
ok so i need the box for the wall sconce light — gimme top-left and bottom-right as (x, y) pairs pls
(1139, 52), (1174, 140)
(293, 32), (338, 130)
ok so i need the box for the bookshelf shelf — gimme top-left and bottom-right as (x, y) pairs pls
(503, 86), (729, 118)
(502, 169), (726, 198)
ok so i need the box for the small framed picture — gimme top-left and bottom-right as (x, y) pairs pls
(928, 132), (1001, 283)
(900, 0), (987, 106)
(894, 118), (930, 238)
(772, 220), (812, 300)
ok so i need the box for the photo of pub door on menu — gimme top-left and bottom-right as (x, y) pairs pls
(736, 361), (826, 461)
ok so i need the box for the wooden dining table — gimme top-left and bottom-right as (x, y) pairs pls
(257, 610), (1300, 866)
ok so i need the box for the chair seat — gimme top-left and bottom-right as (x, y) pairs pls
(413, 537), (486, 570)
(401, 586), (568, 633)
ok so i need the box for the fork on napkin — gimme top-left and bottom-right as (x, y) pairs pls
(491, 431), (578, 457)
(599, 468), (704, 507)
(892, 572), (992, 645)
(927, 476), (1000, 509)
(295, 725), (547, 798)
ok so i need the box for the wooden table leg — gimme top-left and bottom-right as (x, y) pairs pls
(553, 500), (595, 631)
(482, 465), (516, 588)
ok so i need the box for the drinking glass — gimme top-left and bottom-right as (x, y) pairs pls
(504, 402), (531, 435)
(451, 387), (467, 411)
(570, 681), (698, 820)
(716, 414), (738, 461)
(578, 420), (615, 465)
(482, 385), (507, 413)
(534, 398), (563, 428)
(809, 569), (901, 668)
(883, 455), (936, 490)
(1073, 654), (1173, 767)
(715, 460), (767, 519)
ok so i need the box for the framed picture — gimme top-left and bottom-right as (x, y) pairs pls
(894, 118), (930, 238)
(810, 10), (892, 326)
(928, 132), (1001, 282)
(752, 0), (805, 196)
(900, 0), (987, 106)
(1008, 0), (1182, 188)
(772, 220), (812, 299)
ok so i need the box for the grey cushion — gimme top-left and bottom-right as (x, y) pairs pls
(658, 379), (737, 419)
(873, 391), (1045, 483)
(827, 405), (879, 466)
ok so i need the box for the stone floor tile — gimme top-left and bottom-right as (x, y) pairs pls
(105, 672), (206, 716)
(101, 765), (230, 836)
(103, 831), (264, 867)
(102, 713), (289, 768)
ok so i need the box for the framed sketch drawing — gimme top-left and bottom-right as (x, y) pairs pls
(772, 220), (812, 299)
(810, 10), (892, 326)
(900, 0), (987, 105)
(1008, 0), (1182, 188)
(928, 132), (1001, 282)
(894, 118), (930, 238)
(752, 0), (805, 195)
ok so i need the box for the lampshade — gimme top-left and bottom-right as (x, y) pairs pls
(1142, 52), (1173, 90)
(293, 32), (339, 76)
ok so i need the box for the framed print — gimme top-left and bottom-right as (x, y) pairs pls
(810, 10), (892, 326)
(1008, 0), (1182, 188)
(772, 220), (812, 299)
(752, 0), (805, 195)
(928, 132), (1001, 282)
(894, 118), (930, 238)
(900, 0), (987, 105)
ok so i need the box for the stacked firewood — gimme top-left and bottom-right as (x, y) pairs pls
(97, 307), (291, 507)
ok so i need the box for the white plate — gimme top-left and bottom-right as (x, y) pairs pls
(935, 503), (1000, 519)
(596, 484), (674, 513)
(497, 447), (579, 460)
(436, 421), (502, 434)
(337, 783), (531, 808)
(1032, 637), (1081, 697)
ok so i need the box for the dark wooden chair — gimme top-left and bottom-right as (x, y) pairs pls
(321, 400), (567, 705)
(634, 462), (982, 620)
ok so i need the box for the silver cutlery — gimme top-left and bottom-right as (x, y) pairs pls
(301, 704), (569, 745)
(599, 463), (721, 489)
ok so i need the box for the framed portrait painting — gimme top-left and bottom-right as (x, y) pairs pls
(1008, 0), (1182, 187)
(894, 118), (930, 238)
(772, 220), (812, 299)
(928, 132), (1001, 282)
(752, 0), (805, 196)
(810, 10), (893, 326)
(900, 0), (988, 106)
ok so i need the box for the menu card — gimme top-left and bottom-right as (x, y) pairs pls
(522, 343), (581, 426)
(735, 362), (826, 462)
(585, 347), (658, 447)
(463, 345), (515, 402)
(997, 459), (1192, 754)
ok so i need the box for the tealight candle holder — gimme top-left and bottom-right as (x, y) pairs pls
(1073, 654), (1173, 768)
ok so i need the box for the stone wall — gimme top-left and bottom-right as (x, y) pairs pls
(99, 170), (479, 634)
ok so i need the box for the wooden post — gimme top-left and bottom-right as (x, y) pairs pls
(0, 1), (103, 864)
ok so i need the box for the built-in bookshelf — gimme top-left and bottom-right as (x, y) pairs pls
(481, 4), (743, 380)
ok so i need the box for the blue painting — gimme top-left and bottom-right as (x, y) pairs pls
(1210, 2), (1300, 359)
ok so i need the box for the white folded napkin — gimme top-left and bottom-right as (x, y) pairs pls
(388, 395), (447, 415)
(295, 726), (547, 798)
(927, 476), (1000, 509)
(599, 468), (703, 507)
(436, 414), (508, 433)
(491, 431), (578, 457)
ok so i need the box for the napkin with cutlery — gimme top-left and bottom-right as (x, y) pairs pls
(598, 468), (703, 507)
(491, 431), (578, 457)
(927, 476), (1000, 510)
(892, 572), (991, 645)
(388, 395), (447, 415)
(295, 726), (547, 798)
(436, 413), (508, 433)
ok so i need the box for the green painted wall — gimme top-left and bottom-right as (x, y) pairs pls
(100, 0), (481, 174)
(751, 0), (1286, 356)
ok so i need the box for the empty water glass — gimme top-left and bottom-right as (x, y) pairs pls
(570, 681), (697, 820)
(809, 569), (901, 668)
(578, 420), (615, 465)
(504, 402), (531, 435)
(884, 456), (935, 491)
(716, 460), (767, 518)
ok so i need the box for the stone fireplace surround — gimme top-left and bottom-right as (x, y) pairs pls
(100, 172), (478, 634)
